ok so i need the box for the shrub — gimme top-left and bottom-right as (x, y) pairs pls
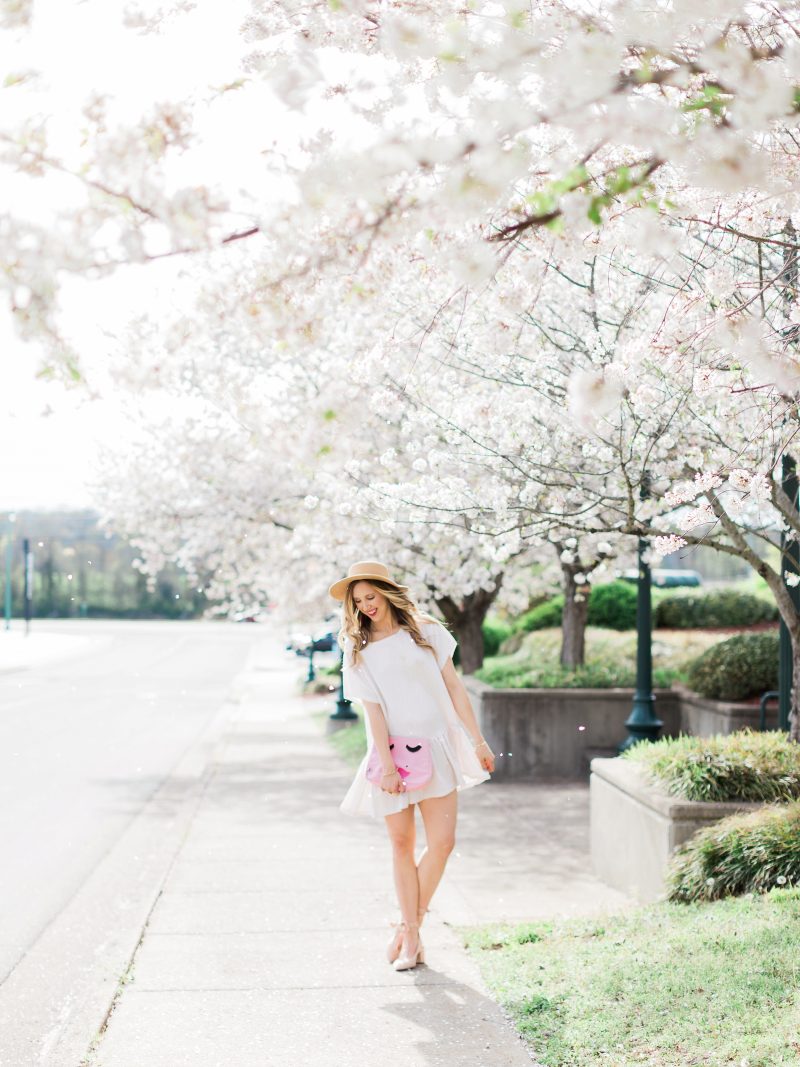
(685, 631), (778, 700)
(667, 802), (800, 902)
(513, 596), (564, 633)
(622, 728), (800, 802)
(586, 580), (638, 630)
(655, 590), (778, 629)
(474, 657), (677, 689)
(482, 618), (513, 657)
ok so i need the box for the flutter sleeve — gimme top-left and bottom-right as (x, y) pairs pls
(341, 635), (382, 704)
(426, 620), (458, 669)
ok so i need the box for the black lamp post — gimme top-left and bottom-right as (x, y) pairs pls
(779, 454), (800, 733)
(619, 471), (663, 752)
(329, 647), (358, 722)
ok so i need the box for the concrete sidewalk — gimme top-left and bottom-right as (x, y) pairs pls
(84, 638), (630, 1067)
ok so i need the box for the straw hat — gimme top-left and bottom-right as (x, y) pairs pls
(328, 560), (409, 602)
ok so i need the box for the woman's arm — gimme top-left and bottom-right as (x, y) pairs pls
(440, 660), (485, 744)
(362, 700), (396, 773)
(441, 659), (495, 772)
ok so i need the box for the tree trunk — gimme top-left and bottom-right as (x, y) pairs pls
(791, 630), (800, 743)
(435, 575), (503, 674)
(561, 568), (589, 668)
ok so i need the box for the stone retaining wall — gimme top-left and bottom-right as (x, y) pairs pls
(463, 676), (777, 782)
(589, 757), (763, 902)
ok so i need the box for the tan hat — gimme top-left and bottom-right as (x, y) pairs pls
(328, 560), (409, 602)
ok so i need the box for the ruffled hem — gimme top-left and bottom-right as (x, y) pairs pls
(338, 721), (491, 819)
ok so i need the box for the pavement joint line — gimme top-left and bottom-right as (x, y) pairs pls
(126, 981), (462, 992)
(144, 928), (430, 934)
(81, 716), (234, 1062)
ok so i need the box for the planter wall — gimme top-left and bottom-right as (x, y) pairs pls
(590, 757), (763, 902)
(463, 677), (778, 782)
(673, 683), (772, 735)
(463, 677), (681, 780)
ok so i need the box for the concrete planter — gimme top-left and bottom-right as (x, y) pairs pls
(463, 676), (778, 783)
(462, 676), (681, 780)
(589, 756), (763, 902)
(672, 683), (771, 735)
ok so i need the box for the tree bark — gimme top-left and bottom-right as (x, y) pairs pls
(435, 575), (503, 674)
(560, 566), (589, 668)
(791, 630), (800, 742)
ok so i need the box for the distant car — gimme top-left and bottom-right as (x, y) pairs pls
(232, 610), (269, 623)
(285, 631), (313, 652)
(309, 630), (337, 652)
(285, 628), (339, 655)
(620, 568), (703, 588)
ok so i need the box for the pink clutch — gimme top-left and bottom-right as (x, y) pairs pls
(366, 735), (433, 790)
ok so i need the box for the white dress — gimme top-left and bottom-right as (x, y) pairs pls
(338, 618), (491, 819)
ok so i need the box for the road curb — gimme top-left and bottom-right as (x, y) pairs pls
(0, 638), (268, 1067)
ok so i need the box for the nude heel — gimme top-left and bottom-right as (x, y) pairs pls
(387, 906), (429, 964)
(417, 906), (428, 963)
(386, 921), (405, 964)
(393, 921), (424, 971)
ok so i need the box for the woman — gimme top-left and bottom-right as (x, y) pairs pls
(330, 560), (496, 972)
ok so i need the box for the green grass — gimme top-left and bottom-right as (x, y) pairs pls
(310, 706), (367, 766)
(478, 627), (723, 689)
(459, 890), (800, 1066)
(622, 729), (800, 803)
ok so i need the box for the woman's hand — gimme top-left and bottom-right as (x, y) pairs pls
(381, 769), (405, 794)
(474, 739), (495, 773)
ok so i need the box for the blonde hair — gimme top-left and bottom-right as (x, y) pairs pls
(337, 579), (438, 668)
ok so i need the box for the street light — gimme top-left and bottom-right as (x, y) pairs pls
(619, 471), (663, 751)
(779, 458), (800, 733)
(4, 512), (15, 631)
(329, 646), (358, 723)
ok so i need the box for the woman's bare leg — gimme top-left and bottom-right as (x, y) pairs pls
(385, 804), (420, 955)
(416, 789), (457, 922)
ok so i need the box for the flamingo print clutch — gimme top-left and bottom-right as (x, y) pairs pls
(365, 735), (433, 790)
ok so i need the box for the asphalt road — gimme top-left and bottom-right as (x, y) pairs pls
(0, 619), (271, 987)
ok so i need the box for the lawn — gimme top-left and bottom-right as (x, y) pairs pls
(310, 705), (367, 766)
(476, 626), (725, 689)
(459, 889), (800, 1066)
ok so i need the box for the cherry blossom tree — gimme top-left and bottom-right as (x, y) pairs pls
(6, 2), (800, 706)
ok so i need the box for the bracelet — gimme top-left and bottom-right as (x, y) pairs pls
(474, 740), (490, 749)
(382, 769), (397, 777)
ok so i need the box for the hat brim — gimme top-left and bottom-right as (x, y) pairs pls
(328, 574), (409, 601)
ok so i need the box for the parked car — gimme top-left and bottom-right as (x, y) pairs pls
(231, 609), (270, 623)
(619, 568), (703, 588)
(285, 627), (339, 655)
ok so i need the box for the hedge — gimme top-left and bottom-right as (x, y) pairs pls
(667, 802), (800, 902)
(512, 582), (638, 634)
(482, 619), (513, 657)
(655, 590), (778, 629)
(586, 580), (637, 630)
(685, 631), (778, 701)
(513, 596), (565, 633)
(622, 728), (800, 803)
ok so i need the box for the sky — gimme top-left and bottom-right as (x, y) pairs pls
(0, 339), (116, 512)
(0, 0), (309, 514)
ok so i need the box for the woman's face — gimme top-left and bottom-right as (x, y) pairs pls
(351, 581), (392, 626)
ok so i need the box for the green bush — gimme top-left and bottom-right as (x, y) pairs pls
(475, 657), (677, 690)
(622, 728), (800, 802)
(482, 618), (513, 657)
(513, 583), (637, 634)
(586, 580), (637, 630)
(685, 631), (778, 700)
(655, 590), (778, 629)
(667, 802), (800, 902)
(513, 596), (564, 633)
